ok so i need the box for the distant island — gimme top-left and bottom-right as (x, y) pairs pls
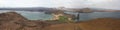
(0, 7), (120, 12)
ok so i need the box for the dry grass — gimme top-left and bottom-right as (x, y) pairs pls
(78, 18), (120, 30)
(43, 23), (81, 30)
(43, 18), (120, 30)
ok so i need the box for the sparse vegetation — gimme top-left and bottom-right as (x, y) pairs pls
(58, 16), (75, 23)
(58, 16), (68, 22)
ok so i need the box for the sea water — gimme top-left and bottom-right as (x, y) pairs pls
(65, 12), (120, 21)
(0, 10), (53, 20)
(0, 10), (120, 21)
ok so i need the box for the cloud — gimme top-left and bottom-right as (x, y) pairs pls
(89, 0), (120, 10)
(51, 0), (87, 8)
(0, 0), (120, 10)
(0, 0), (51, 7)
(0, 0), (87, 8)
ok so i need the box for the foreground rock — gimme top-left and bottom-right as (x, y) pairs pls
(78, 18), (120, 30)
(43, 18), (120, 30)
(43, 23), (82, 30)
(0, 12), (50, 30)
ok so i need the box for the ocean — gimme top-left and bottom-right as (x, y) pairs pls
(0, 10), (120, 21)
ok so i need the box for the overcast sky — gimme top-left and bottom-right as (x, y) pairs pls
(0, 0), (120, 9)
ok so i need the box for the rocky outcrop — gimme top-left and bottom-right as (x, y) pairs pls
(0, 12), (50, 30)
(0, 12), (27, 30)
(51, 11), (75, 21)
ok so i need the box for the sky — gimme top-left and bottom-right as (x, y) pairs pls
(0, 0), (120, 10)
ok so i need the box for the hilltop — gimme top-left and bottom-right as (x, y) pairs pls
(0, 12), (50, 30)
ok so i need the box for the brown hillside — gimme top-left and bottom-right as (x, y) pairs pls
(0, 12), (50, 30)
(43, 23), (84, 30)
(78, 18), (120, 30)
(43, 18), (120, 30)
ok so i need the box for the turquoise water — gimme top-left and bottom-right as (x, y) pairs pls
(16, 11), (53, 20)
(0, 10), (53, 20)
(0, 10), (120, 21)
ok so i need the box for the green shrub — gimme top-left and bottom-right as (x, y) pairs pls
(58, 16), (68, 23)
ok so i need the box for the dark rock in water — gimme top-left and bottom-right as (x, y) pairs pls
(44, 12), (52, 14)
(0, 12), (50, 30)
